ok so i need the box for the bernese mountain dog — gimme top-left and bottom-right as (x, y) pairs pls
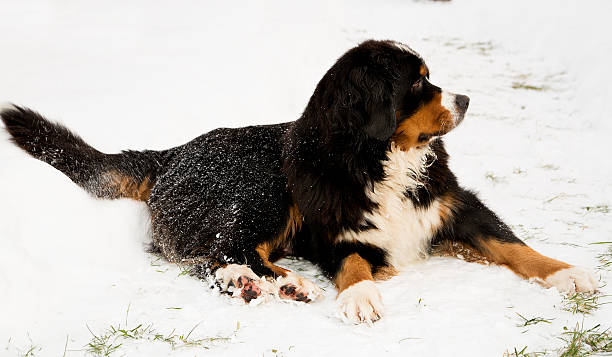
(1, 40), (597, 324)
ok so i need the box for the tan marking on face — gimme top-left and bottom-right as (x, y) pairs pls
(334, 253), (373, 294)
(255, 204), (303, 278)
(392, 92), (454, 151)
(479, 239), (571, 279)
(419, 65), (428, 77)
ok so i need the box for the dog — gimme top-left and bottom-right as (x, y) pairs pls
(1, 40), (597, 324)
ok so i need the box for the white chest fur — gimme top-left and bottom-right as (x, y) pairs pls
(338, 144), (443, 268)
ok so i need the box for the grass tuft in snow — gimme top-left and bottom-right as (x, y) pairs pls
(485, 172), (506, 184)
(149, 255), (196, 277)
(581, 205), (610, 214)
(503, 346), (545, 357)
(562, 293), (610, 315)
(544, 193), (586, 204)
(15, 335), (42, 357)
(588, 242), (612, 271)
(20, 344), (41, 357)
(512, 82), (547, 91)
(438, 38), (495, 56)
(177, 265), (193, 277)
(596, 246), (612, 271)
(85, 323), (122, 356)
(515, 313), (553, 327)
(558, 322), (612, 357)
(84, 319), (240, 356)
(150, 257), (169, 273)
(263, 345), (296, 357)
(62, 335), (69, 357)
(540, 164), (559, 171)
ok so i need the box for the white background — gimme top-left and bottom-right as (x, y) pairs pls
(1, 0), (611, 355)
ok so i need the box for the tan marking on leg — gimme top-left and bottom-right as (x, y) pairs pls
(335, 253), (373, 294)
(336, 255), (384, 323)
(256, 242), (290, 277)
(438, 193), (461, 223)
(254, 204), (322, 302)
(479, 239), (570, 279)
(135, 177), (153, 200)
(373, 266), (398, 281)
(107, 170), (153, 201)
(255, 204), (303, 278)
(430, 240), (491, 264)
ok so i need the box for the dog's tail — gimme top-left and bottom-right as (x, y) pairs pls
(1, 104), (167, 201)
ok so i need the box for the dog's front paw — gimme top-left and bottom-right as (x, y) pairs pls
(337, 280), (384, 325)
(276, 272), (323, 303)
(215, 264), (274, 303)
(544, 266), (598, 294)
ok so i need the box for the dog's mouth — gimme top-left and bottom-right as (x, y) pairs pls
(426, 91), (469, 142)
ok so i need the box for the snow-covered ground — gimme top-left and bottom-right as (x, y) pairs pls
(1, 1), (611, 356)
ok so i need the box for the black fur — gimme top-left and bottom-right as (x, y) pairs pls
(1, 105), (166, 199)
(148, 124), (294, 275)
(1, 39), (525, 287)
(283, 41), (422, 240)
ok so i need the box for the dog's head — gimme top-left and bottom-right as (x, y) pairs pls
(386, 41), (470, 150)
(318, 40), (469, 150)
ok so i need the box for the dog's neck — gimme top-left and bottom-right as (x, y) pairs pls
(382, 142), (435, 193)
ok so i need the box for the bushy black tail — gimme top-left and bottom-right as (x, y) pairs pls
(1, 105), (165, 201)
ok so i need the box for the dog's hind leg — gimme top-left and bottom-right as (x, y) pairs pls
(212, 253), (322, 304)
(250, 204), (322, 303)
(254, 240), (322, 303)
(209, 204), (322, 304)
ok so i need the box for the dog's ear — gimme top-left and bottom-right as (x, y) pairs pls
(363, 92), (396, 141)
(347, 65), (396, 141)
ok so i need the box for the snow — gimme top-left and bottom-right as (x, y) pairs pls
(1, 0), (611, 356)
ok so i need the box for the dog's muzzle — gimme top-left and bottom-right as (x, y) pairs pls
(441, 91), (470, 125)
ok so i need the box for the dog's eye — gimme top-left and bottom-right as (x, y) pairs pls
(418, 133), (431, 142)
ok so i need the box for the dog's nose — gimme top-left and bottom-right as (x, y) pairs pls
(455, 95), (470, 111)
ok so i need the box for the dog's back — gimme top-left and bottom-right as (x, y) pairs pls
(147, 123), (294, 264)
(0, 105), (296, 276)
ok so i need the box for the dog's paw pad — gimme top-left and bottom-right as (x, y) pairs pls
(215, 264), (270, 303)
(238, 277), (262, 302)
(279, 284), (311, 302)
(544, 266), (598, 294)
(337, 280), (384, 325)
(276, 272), (322, 303)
